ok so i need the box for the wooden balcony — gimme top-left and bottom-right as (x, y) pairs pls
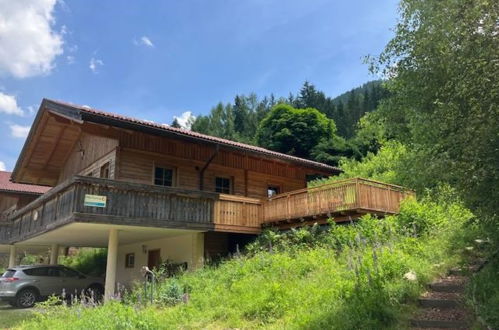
(0, 177), (414, 245)
(0, 176), (267, 244)
(263, 178), (415, 226)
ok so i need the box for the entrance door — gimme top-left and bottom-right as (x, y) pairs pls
(147, 249), (161, 270)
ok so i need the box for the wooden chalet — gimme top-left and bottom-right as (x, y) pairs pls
(0, 99), (413, 299)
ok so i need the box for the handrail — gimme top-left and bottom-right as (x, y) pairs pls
(268, 177), (413, 201)
(263, 178), (414, 223)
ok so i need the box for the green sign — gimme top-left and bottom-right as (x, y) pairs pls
(84, 194), (107, 208)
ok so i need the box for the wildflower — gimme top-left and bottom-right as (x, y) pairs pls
(403, 270), (417, 281)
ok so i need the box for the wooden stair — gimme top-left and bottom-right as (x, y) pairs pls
(410, 273), (472, 329)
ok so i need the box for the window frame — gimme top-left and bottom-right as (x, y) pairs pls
(152, 164), (176, 187)
(125, 253), (135, 268)
(100, 162), (110, 179)
(215, 176), (232, 194)
(267, 184), (281, 198)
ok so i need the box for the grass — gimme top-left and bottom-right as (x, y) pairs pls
(0, 302), (35, 329)
(16, 191), (477, 330)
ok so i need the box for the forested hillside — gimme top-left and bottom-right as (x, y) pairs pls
(186, 80), (388, 166)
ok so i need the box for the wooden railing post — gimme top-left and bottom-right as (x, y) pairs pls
(286, 194), (291, 220)
(355, 178), (360, 209)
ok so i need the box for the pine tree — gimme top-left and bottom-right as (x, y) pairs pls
(171, 118), (182, 128)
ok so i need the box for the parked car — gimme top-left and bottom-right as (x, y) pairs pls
(0, 264), (104, 308)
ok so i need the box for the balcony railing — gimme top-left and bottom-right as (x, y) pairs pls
(0, 176), (415, 244)
(263, 178), (415, 223)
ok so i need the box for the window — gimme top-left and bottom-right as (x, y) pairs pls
(215, 177), (231, 194)
(154, 167), (174, 187)
(47, 268), (60, 277)
(23, 267), (49, 277)
(267, 185), (280, 198)
(100, 162), (110, 179)
(59, 267), (80, 278)
(2, 270), (16, 278)
(125, 253), (135, 268)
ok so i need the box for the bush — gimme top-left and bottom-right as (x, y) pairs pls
(59, 248), (107, 276)
(468, 257), (499, 328)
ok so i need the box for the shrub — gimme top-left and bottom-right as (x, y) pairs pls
(59, 248), (107, 276)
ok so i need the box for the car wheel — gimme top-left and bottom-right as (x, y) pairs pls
(16, 288), (38, 308)
(86, 284), (104, 302)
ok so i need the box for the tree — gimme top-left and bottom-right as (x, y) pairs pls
(372, 0), (499, 216)
(256, 104), (336, 159)
(171, 118), (182, 128)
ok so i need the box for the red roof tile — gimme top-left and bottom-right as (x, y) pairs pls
(45, 99), (341, 173)
(0, 171), (50, 194)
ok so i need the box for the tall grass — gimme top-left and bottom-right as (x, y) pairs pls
(20, 190), (476, 330)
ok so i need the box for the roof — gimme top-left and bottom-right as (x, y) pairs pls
(0, 171), (50, 194)
(43, 99), (341, 173)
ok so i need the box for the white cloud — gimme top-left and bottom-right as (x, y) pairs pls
(134, 36), (155, 48)
(173, 111), (196, 130)
(9, 124), (30, 138)
(66, 55), (75, 64)
(0, 0), (64, 78)
(27, 105), (37, 115)
(0, 161), (6, 171)
(0, 92), (23, 116)
(89, 57), (103, 73)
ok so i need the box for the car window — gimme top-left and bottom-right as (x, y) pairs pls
(23, 267), (49, 276)
(1, 270), (16, 278)
(47, 268), (61, 277)
(59, 267), (80, 278)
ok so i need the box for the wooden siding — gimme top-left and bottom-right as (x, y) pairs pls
(118, 131), (328, 180)
(117, 149), (306, 199)
(59, 133), (119, 184)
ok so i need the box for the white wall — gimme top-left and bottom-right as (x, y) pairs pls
(116, 232), (204, 286)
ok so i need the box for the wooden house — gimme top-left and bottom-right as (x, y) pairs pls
(0, 99), (413, 299)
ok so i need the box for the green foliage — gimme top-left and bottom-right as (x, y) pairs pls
(21, 194), (476, 329)
(190, 81), (388, 154)
(19, 253), (42, 265)
(371, 0), (499, 219)
(59, 248), (107, 276)
(311, 141), (410, 188)
(468, 258), (499, 328)
(191, 94), (278, 145)
(256, 104), (336, 159)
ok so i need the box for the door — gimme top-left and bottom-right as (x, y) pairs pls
(42, 267), (65, 297)
(59, 266), (84, 296)
(147, 249), (161, 270)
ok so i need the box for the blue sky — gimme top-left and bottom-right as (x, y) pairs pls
(0, 0), (399, 171)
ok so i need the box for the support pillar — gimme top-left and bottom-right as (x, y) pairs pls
(49, 244), (59, 265)
(191, 232), (204, 270)
(8, 245), (16, 268)
(104, 228), (119, 301)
